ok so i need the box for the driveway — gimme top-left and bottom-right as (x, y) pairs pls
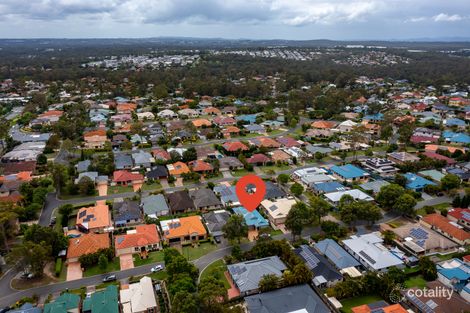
(66, 262), (83, 281)
(175, 178), (184, 187)
(222, 171), (233, 178)
(119, 254), (134, 270)
(253, 166), (263, 175)
(97, 183), (108, 196)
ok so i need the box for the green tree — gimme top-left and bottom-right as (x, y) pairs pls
(440, 174), (461, 191)
(198, 277), (227, 313)
(290, 183), (304, 197)
(23, 224), (68, 257)
(419, 256), (437, 281)
(376, 184), (405, 209)
(285, 202), (313, 239)
(382, 230), (396, 245)
(393, 194), (417, 216)
(222, 214), (248, 244)
(7, 241), (51, 277)
(77, 176), (96, 196)
(277, 174), (289, 184)
(309, 196), (330, 223)
(98, 254), (108, 270)
(170, 291), (199, 313)
(58, 204), (74, 227)
(394, 174), (407, 188)
(258, 274), (281, 292)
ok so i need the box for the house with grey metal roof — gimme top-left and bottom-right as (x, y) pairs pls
(342, 233), (405, 272)
(227, 256), (287, 296)
(114, 152), (133, 170)
(189, 188), (222, 211)
(132, 150), (153, 169)
(360, 179), (390, 194)
(264, 181), (287, 200)
(76, 160), (91, 173)
(141, 194), (170, 218)
(113, 200), (142, 227)
(213, 185), (239, 206)
(314, 238), (360, 270)
(244, 284), (330, 313)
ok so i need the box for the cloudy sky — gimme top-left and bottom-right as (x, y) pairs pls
(1, 0), (470, 40)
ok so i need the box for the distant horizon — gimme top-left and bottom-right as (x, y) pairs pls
(1, 36), (470, 43)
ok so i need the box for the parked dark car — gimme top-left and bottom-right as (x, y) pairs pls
(102, 275), (116, 282)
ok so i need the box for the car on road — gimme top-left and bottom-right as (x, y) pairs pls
(151, 265), (163, 272)
(102, 275), (116, 282)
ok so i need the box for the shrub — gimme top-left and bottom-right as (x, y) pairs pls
(55, 258), (63, 277)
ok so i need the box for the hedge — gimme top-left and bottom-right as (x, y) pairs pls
(55, 258), (63, 277)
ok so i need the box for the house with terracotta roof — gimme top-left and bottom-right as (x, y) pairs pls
(421, 152), (456, 165)
(269, 149), (292, 164)
(311, 120), (337, 129)
(66, 233), (110, 263)
(188, 160), (214, 173)
(249, 137), (280, 149)
(30, 110), (63, 127)
(115, 224), (161, 257)
(276, 136), (302, 148)
(112, 170), (144, 186)
(447, 208), (470, 230)
(191, 119), (212, 128)
(76, 201), (112, 233)
(222, 141), (249, 153)
(203, 107), (221, 115)
(167, 161), (190, 176)
(247, 153), (271, 165)
(421, 213), (470, 245)
(160, 216), (207, 244)
(151, 148), (171, 162)
(222, 126), (240, 138)
(117, 103), (137, 114)
(213, 116), (236, 126)
(83, 129), (108, 149)
(352, 303), (407, 313)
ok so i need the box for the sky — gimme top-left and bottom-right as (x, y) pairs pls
(0, 0), (470, 40)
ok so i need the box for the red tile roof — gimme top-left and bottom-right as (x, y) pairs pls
(188, 160), (213, 172)
(276, 136), (301, 147)
(422, 213), (470, 242)
(410, 135), (439, 144)
(115, 224), (160, 250)
(448, 208), (470, 223)
(421, 152), (456, 165)
(67, 233), (110, 259)
(112, 170), (144, 183)
(247, 153), (270, 164)
(222, 141), (249, 152)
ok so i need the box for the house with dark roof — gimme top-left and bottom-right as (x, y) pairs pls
(189, 188), (222, 211)
(227, 256), (287, 296)
(203, 210), (231, 239)
(264, 181), (287, 200)
(244, 284), (330, 313)
(113, 200), (142, 227)
(166, 190), (195, 214)
(145, 165), (169, 180)
(218, 156), (244, 171)
(295, 245), (343, 287)
(114, 153), (133, 170)
(246, 153), (270, 165)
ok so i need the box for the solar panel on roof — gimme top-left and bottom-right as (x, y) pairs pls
(79, 211), (87, 218)
(462, 212), (470, 220)
(408, 295), (435, 313)
(299, 247), (320, 269)
(359, 250), (376, 265)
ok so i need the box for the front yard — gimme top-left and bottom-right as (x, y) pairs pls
(133, 250), (165, 267)
(404, 275), (427, 289)
(83, 257), (120, 277)
(200, 259), (230, 289)
(182, 242), (219, 261)
(108, 185), (134, 194)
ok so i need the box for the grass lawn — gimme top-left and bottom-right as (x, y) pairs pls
(404, 275), (427, 289)
(149, 270), (168, 281)
(141, 182), (162, 192)
(200, 259), (230, 289)
(268, 129), (285, 136)
(235, 132), (263, 139)
(267, 228), (283, 236)
(416, 202), (451, 216)
(182, 242), (219, 261)
(95, 281), (120, 290)
(83, 258), (120, 277)
(340, 295), (384, 313)
(108, 185), (133, 194)
(261, 164), (291, 173)
(232, 169), (254, 177)
(133, 251), (165, 267)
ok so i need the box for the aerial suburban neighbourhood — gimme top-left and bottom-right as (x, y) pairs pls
(1, 8), (470, 312)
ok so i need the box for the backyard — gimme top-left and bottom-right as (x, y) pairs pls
(404, 275), (427, 289)
(340, 295), (384, 313)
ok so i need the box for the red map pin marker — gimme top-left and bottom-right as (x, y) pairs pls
(236, 174), (266, 212)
